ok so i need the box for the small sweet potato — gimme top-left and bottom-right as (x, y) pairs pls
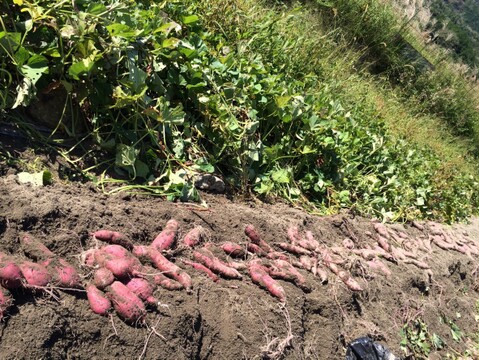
(92, 230), (133, 251)
(126, 278), (157, 306)
(342, 238), (355, 249)
(373, 223), (390, 239)
(43, 258), (82, 288)
(104, 256), (142, 279)
(101, 245), (130, 259)
(193, 249), (242, 279)
(377, 235), (390, 252)
(403, 258), (430, 269)
(21, 234), (55, 261)
(247, 243), (267, 257)
(86, 284), (112, 316)
(107, 281), (146, 324)
(20, 261), (52, 287)
(0, 257), (23, 289)
(151, 219), (179, 251)
(147, 247), (192, 289)
(93, 268), (115, 290)
(182, 226), (206, 248)
(337, 270), (363, 291)
(245, 225), (273, 252)
(265, 252), (290, 261)
(183, 260), (219, 282)
(287, 226), (300, 244)
(278, 243), (311, 256)
(268, 259), (310, 292)
(366, 258), (391, 277)
(248, 261), (286, 302)
(221, 242), (246, 258)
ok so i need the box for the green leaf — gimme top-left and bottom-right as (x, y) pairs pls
(106, 23), (137, 39)
(68, 55), (96, 80)
(162, 37), (181, 49)
(115, 144), (137, 169)
(21, 54), (49, 84)
(87, 3), (107, 15)
(271, 169), (290, 184)
(17, 171), (52, 186)
(182, 15), (199, 24)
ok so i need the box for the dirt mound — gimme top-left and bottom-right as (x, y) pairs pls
(1, 166), (479, 359)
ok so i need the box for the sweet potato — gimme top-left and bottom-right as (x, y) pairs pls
(105, 255), (142, 279)
(147, 247), (192, 289)
(132, 245), (149, 259)
(101, 245), (130, 259)
(136, 265), (184, 291)
(377, 235), (390, 252)
(342, 238), (355, 250)
(245, 225), (273, 252)
(301, 231), (320, 251)
(92, 249), (142, 279)
(20, 261), (52, 287)
(337, 270), (363, 291)
(43, 258), (82, 288)
(21, 234), (55, 260)
(107, 281), (146, 324)
(93, 268), (115, 290)
(297, 256), (313, 271)
(265, 252), (290, 261)
(86, 284), (112, 316)
(366, 259), (391, 277)
(316, 267), (329, 284)
(126, 278), (157, 306)
(269, 259), (310, 292)
(287, 226), (300, 244)
(221, 242), (246, 258)
(247, 243), (267, 257)
(373, 223), (390, 239)
(403, 258), (430, 269)
(248, 261), (286, 302)
(278, 243), (311, 256)
(151, 219), (179, 251)
(193, 249), (242, 279)
(183, 260), (219, 282)
(153, 273), (184, 291)
(93, 230), (133, 250)
(0, 257), (23, 289)
(182, 226), (206, 248)
(227, 260), (248, 271)
(351, 249), (377, 261)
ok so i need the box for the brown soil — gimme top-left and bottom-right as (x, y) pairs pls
(1, 142), (479, 360)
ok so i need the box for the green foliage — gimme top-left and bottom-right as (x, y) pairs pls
(400, 319), (445, 358)
(1, 0), (479, 222)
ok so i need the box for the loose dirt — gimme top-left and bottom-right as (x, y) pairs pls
(1, 142), (479, 360)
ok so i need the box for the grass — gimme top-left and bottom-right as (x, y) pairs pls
(2, 0), (479, 222)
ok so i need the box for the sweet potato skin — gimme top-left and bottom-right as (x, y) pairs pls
(182, 226), (206, 248)
(20, 261), (52, 287)
(107, 281), (146, 324)
(193, 249), (242, 279)
(126, 278), (157, 306)
(93, 268), (115, 290)
(0, 257), (23, 289)
(86, 284), (112, 316)
(248, 262), (286, 302)
(151, 219), (179, 251)
(93, 230), (133, 250)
